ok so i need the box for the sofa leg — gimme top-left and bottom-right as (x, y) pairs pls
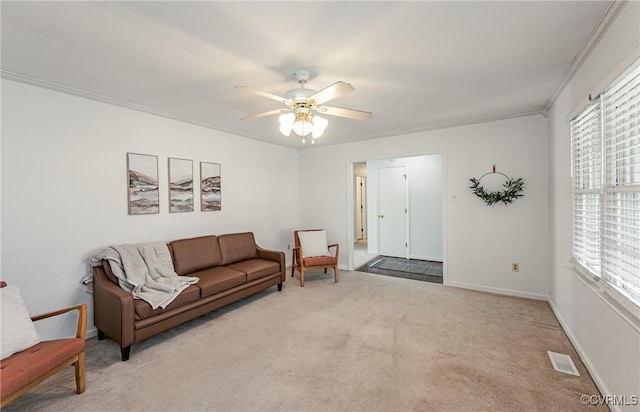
(97, 329), (106, 340)
(277, 283), (282, 291)
(121, 346), (131, 362)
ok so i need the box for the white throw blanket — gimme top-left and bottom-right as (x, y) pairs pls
(89, 242), (198, 310)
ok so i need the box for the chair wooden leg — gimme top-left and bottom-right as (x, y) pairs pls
(324, 268), (327, 274)
(335, 266), (339, 283)
(75, 351), (86, 394)
(300, 268), (305, 287)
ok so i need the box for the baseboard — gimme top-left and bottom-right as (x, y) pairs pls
(547, 299), (620, 411)
(447, 281), (547, 301)
(86, 327), (97, 339)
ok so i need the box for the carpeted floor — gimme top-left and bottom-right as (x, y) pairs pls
(357, 256), (444, 284)
(5, 270), (605, 412)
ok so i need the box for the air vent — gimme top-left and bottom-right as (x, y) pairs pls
(547, 351), (580, 376)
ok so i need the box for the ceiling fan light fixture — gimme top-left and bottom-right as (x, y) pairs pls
(279, 124), (292, 136)
(279, 112), (295, 136)
(311, 115), (328, 139)
(239, 70), (371, 144)
(292, 117), (313, 137)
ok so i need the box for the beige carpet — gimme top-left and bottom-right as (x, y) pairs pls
(5, 270), (606, 412)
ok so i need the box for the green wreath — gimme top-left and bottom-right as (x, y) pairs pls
(469, 171), (524, 206)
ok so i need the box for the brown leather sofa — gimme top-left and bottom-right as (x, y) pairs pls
(92, 232), (285, 361)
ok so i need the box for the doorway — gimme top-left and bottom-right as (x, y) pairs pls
(348, 154), (445, 284)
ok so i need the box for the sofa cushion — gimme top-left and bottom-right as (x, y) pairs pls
(192, 267), (247, 297)
(0, 338), (84, 400)
(218, 232), (258, 265)
(303, 256), (337, 267)
(226, 259), (280, 282)
(133, 284), (201, 320)
(169, 235), (222, 275)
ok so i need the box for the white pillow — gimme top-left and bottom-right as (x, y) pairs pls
(298, 230), (331, 258)
(1, 285), (41, 360)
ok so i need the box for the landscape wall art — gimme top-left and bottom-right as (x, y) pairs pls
(168, 157), (194, 213)
(127, 152), (159, 215)
(200, 162), (221, 211)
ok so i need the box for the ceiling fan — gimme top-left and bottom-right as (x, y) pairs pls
(236, 70), (372, 143)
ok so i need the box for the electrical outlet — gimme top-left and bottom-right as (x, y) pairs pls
(287, 244), (291, 250)
(512, 262), (520, 272)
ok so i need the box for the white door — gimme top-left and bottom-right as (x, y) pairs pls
(378, 166), (408, 257)
(356, 176), (367, 240)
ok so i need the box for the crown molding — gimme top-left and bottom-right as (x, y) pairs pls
(542, 0), (629, 115)
(1, 69), (241, 135)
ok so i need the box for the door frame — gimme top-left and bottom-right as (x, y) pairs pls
(345, 151), (448, 285)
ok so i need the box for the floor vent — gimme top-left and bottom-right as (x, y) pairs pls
(547, 351), (580, 376)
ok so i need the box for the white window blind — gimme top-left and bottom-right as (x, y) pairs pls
(602, 66), (640, 305)
(571, 102), (602, 276)
(571, 60), (640, 311)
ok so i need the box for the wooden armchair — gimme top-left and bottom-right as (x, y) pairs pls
(291, 229), (339, 287)
(1, 281), (87, 407)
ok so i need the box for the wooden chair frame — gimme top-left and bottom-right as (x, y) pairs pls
(1, 281), (87, 407)
(290, 229), (339, 287)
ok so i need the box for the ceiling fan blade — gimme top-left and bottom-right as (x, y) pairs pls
(309, 81), (355, 105)
(235, 86), (289, 105)
(241, 108), (287, 121)
(316, 106), (372, 120)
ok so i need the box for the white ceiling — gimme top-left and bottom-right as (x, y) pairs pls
(1, 1), (612, 149)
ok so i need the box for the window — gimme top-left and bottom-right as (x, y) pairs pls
(571, 60), (640, 314)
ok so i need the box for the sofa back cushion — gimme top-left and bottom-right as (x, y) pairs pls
(169, 235), (222, 275)
(218, 232), (258, 265)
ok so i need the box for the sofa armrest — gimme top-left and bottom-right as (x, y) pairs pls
(92, 265), (135, 348)
(256, 246), (286, 282)
(32, 304), (87, 339)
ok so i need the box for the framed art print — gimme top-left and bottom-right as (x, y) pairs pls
(127, 153), (159, 215)
(168, 157), (194, 213)
(200, 162), (221, 211)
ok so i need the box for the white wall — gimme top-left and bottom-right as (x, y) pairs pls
(1, 79), (300, 339)
(299, 114), (549, 300)
(408, 155), (443, 261)
(547, 2), (639, 408)
(366, 155), (443, 261)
